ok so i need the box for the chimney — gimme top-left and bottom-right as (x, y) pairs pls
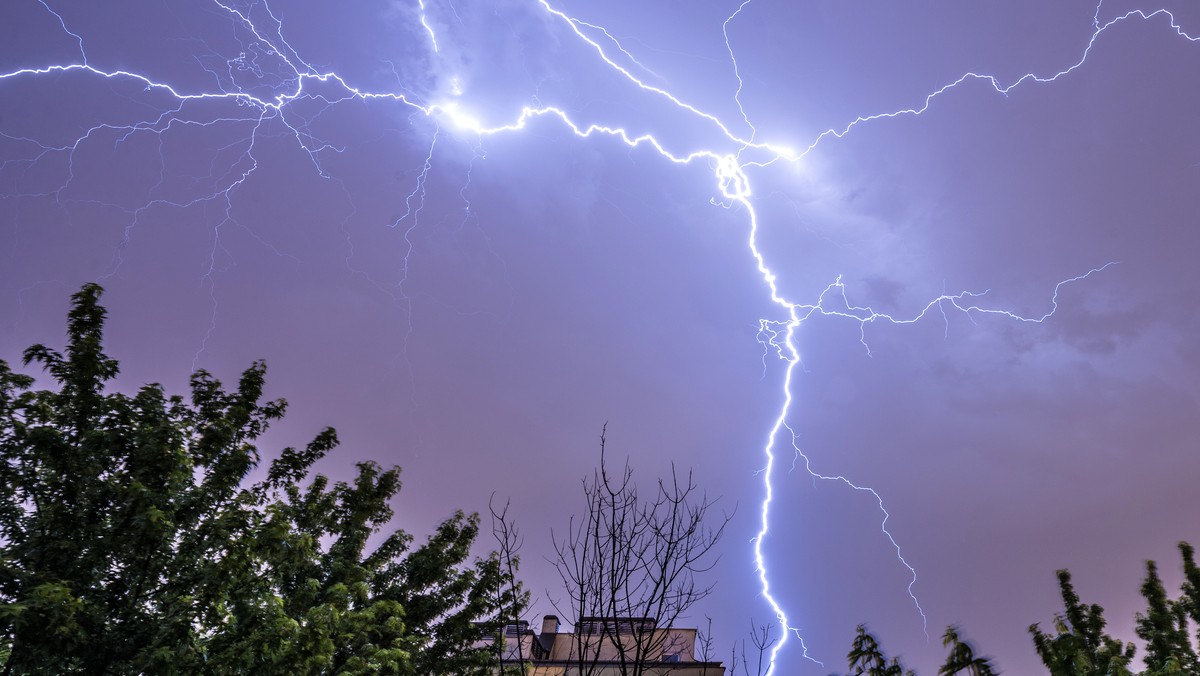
(541, 615), (560, 636)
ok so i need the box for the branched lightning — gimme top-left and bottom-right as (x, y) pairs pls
(395, 126), (440, 349)
(791, 8), (1200, 160)
(722, 0), (757, 141)
(569, 17), (662, 82)
(788, 263), (1118, 358)
(2, 1), (1194, 672)
(782, 419), (924, 639)
(36, 0), (86, 64)
(456, 138), (484, 230)
(418, 0), (440, 53)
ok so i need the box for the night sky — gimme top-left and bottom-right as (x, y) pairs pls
(3, 1), (1199, 673)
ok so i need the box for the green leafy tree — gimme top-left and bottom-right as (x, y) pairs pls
(1029, 569), (1136, 676)
(1135, 560), (1198, 675)
(831, 544), (1200, 676)
(843, 625), (914, 676)
(831, 624), (995, 676)
(937, 626), (996, 676)
(0, 284), (516, 675)
(829, 624), (993, 676)
(1179, 542), (1200, 650)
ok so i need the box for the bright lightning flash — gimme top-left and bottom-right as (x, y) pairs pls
(3, 1), (1196, 673)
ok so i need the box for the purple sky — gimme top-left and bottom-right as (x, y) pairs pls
(3, 1), (1199, 673)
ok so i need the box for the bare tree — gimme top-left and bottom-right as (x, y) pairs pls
(730, 621), (777, 676)
(696, 616), (718, 676)
(551, 426), (731, 676)
(490, 496), (531, 675)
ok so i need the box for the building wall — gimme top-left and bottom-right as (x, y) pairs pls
(482, 616), (725, 675)
(546, 627), (698, 662)
(525, 664), (724, 676)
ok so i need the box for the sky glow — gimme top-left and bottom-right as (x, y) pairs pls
(2, 1), (1199, 673)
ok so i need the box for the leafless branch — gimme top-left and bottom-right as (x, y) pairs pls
(551, 425), (732, 676)
(490, 494), (531, 673)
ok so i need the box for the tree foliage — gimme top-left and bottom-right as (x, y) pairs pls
(1029, 569), (1136, 676)
(832, 541), (1200, 676)
(1028, 544), (1200, 676)
(937, 626), (996, 676)
(844, 624), (914, 676)
(1134, 556), (1198, 675)
(827, 624), (989, 676)
(0, 284), (514, 675)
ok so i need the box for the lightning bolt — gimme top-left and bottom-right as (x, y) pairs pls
(418, 0), (440, 53)
(394, 126), (440, 350)
(3, 1), (1195, 672)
